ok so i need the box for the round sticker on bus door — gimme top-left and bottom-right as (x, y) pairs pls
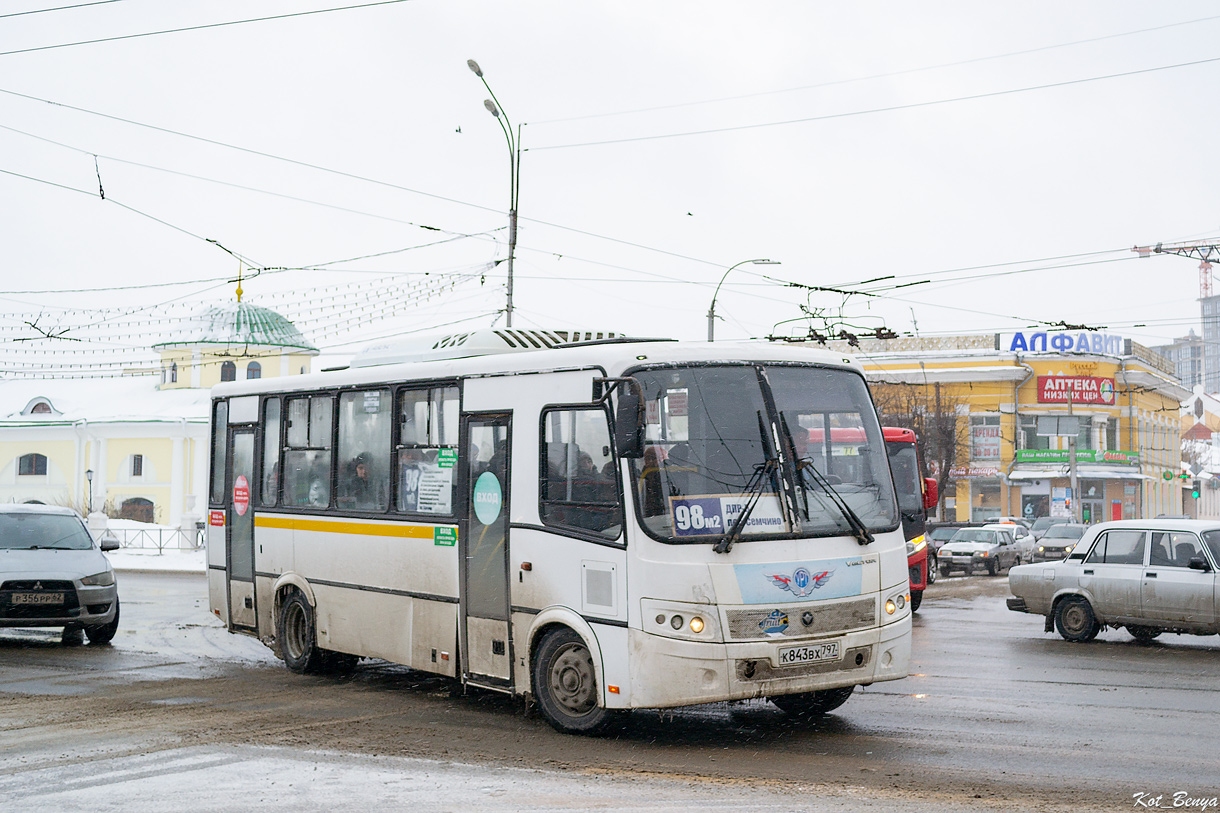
(233, 474), (250, 516)
(473, 471), (502, 525)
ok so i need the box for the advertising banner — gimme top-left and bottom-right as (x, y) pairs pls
(1037, 375), (1117, 405)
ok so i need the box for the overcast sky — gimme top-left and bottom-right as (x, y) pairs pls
(3, 1), (1219, 372)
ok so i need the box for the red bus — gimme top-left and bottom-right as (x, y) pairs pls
(882, 428), (937, 612)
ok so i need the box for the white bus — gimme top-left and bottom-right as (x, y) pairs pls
(207, 330), (911, 734)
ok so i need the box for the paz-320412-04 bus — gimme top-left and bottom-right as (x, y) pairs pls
(207, 330), (912, 734)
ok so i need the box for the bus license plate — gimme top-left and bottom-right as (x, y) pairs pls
(11, 592), (64, 605)
(778, 641), (841, 667)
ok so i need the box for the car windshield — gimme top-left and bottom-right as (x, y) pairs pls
(629, 363), (898, 544)
(1031, 517), (1064, 533)
(1043, 526), (1084, 540)
(951, 530), (996, 544)
(0, 513), (94, 550)
(930, 528), (959, 541)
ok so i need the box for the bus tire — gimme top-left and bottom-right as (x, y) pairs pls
(533, 627), (617, 735)
(279, 591), (325, 674)
(771, 685), (855, 719)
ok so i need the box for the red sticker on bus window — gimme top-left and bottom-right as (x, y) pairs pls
(233, 475), (250, 516)
(209, 510), (226, 527)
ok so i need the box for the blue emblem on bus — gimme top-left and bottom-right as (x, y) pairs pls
(759, 610), (789, 635)
(767, 567), (832, 598)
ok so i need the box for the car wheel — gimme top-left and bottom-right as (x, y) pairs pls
(910, 589), (923, 613)
(84, 599), (120, 645)
(771, 686), (855, 720)
(985, 560), (997, 576)
(1127, 625), (1162, 643)
(533, 627), (618, 735)
(1055, 596), (1101, 642)
(927, 555), (937, 584)
(939, 564), (952, 578)
(61, 624), (84, 646)
(278, 591), (325, 674)
(1011, 555), (1021, 571)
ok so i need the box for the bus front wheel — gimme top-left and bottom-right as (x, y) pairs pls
(279, 591), (325, 674)
(771, 685), (855, 720)
(532, 628), (618, 735)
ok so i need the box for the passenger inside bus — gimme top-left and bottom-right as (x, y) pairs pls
(338, 453), (379, 510)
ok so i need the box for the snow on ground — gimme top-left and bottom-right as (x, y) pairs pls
(105, 546), (206, 573)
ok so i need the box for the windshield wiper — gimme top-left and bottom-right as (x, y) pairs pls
(794, 454), (875, 547)
(714, 456), (777, 555)
(713, 412), (783, 555)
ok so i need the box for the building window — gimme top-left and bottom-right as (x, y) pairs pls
(132, 454), (143, 477)
(30, 402), (51, 414)
(120, 497), (154, 523)
(220, 361), (237, 382)
(18, 453), (48, 476)
(247, 361), (262, 380)
(970, 416), (1002, 460)
(170, 362), (178, 383)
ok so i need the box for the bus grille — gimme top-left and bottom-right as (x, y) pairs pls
(725, 598), (875, 640)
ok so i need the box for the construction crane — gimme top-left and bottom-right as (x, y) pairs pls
(1132, 240), (1220, 298)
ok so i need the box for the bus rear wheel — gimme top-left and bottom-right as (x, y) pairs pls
(771, 685), (855, 720)
(279, 591), (325, 674)
(533, 628), (617, 735)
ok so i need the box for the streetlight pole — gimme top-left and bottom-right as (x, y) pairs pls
(85, 468), (93, 514)
(707, 259), (780, 341)
(468, 59), (520, 328)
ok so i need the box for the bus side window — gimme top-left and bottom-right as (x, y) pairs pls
(260, 397), (281, 507)
(540, 407), (622, 539)
(396, 386), (459, 515)
(284, 394), (333, 509)
(336, 389), (391, 512)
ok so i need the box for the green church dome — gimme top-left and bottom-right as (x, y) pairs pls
(154, 302), (317, 353)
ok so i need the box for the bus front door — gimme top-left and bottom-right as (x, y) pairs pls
(461, 414), (513, 687)
(226, 427), (257, 631)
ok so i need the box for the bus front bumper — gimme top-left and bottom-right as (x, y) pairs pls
(619, 619), (910, 709)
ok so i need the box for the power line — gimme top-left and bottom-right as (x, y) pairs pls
(0, 0), (127, 20)
(0, 0), (415, 57)
(532, 14), (1220, 126)
(532, 55), (1220, 151)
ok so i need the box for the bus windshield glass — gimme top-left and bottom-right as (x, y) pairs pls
(630, 363), (898, 543)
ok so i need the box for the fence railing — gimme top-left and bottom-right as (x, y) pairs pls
(110, 525), (206, 553)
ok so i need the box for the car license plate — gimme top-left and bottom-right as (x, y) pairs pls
(778, 640), (841, 666)
(11, 592), (64, 605)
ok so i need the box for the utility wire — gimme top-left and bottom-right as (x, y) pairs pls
(533, 14), (1220, 125)
(532, 55), (1220, 151)
(0, 0), (414, 57)
(0, 0), (127, 19)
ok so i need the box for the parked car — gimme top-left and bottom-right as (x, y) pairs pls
(1007, 519), (1220, 643)
(990, 520), (1034, 555)
(1030, 515), (1073, 540)
(1032, 523), (1087, 561)
(926, 521), (986, 555)
(0, 504), (120, 645)
(938, 525), (1022, 577)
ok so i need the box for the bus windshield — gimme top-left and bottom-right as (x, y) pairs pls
(630, 363), (898, 543)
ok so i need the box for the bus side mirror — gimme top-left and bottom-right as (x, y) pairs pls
(614, 385), (646, 459)
(923, 477), (938, 510)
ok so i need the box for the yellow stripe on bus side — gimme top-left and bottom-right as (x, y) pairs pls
(254, 515), (449, 540)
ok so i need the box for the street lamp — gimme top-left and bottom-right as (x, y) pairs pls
(85, 469), (93, 513)
(707, 259), (781, 341)
(468, 58), (520, 328)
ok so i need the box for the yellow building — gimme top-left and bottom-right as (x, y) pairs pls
(825, 331), (1193, 522)
(0, 302), (317, 526)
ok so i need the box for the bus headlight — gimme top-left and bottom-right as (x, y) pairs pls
(689, 616), (705, 634)
(884, 590), (909, 616)
(642, 599), (721, 642)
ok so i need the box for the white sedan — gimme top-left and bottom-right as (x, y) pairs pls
(1007, 518), (1220, 642)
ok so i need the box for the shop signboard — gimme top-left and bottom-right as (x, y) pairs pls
(1014, 449), (1140, 464)
(1037, 375), (1117, 405)
(1002, 331), (1125, 355)
(948, 465), (1000, 478)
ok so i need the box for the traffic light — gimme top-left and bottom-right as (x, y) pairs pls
(1192, 480), (1201, 499)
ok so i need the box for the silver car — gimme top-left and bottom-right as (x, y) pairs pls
(1032, 523), (1087, 562)
(0, 505), (120, 645)
(938, 525), (1021, 577)
(1007, 519), (1220, 643)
